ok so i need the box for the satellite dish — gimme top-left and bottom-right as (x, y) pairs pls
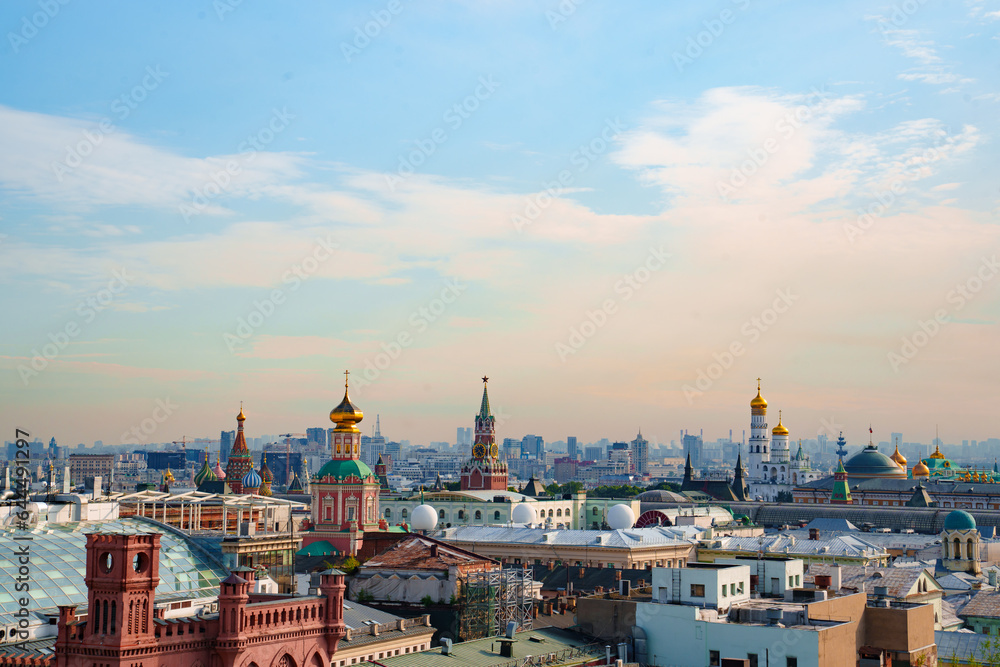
(607, 504), (635, 530)
(411, 504), (437, 531)
(512, 502), (536, 525)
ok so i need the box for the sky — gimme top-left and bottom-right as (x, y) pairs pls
(1, 1), (998, 452)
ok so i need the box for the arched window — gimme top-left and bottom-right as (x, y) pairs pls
(385, 508), (391, 518)
(494, 511), (501, 520)
(401, 509), (408, 519)
(439, 509), (445, 518)
(592, 508), (599, 515)
(548, 509), (554, 518)
(457, 510), (465, 520)
(954, 538), (962, 560)
(556, 509), (562, 517)
(474, 510), (481, 520)
(968, 538), (975, 560)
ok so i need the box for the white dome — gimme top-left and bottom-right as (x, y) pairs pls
(512, 503), (536, 525)
(607, 504), (635, 530)
(411, 504), (437, 531)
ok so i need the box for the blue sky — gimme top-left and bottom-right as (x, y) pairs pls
(1, 0), (998, 451)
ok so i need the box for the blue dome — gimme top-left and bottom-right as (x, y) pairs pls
(944, 509), (976, 531)
(242, 468), (262, 489)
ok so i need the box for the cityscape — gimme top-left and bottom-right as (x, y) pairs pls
(3, 2), (1000, 667)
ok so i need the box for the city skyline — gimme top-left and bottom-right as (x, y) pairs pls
(2, 3), (999, 447)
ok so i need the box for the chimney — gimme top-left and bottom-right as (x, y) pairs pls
(578, 567), (586, 579)
(548, 561), (555, 571)
(815, 575), (831, 590)
(830, 564), (841, 591)
(809, 528), (819, 540)
(614, 570), (622, 581)
(441, 638), (453, 655)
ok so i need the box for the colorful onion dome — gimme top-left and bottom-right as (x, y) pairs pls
(242, 468), (262, 489)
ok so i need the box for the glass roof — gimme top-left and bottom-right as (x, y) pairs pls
(0, 517), (228, 625)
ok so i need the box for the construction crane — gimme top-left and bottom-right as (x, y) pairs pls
(278, 433), (306, 488)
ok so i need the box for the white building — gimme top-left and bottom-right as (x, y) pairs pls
(652, 563), (751, 611)
(746, 381), (822, 501)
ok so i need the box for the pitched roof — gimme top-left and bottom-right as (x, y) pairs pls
(439, 526), (694, 550)
(959, 589), (1000, 619)
(936, 631), (999, 664)
(808, 564), (939, 598)
(362, 534), (496, 571)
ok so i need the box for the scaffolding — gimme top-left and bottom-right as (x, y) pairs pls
(462, 567), (534, 639)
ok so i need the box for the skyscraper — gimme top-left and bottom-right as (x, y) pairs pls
(567, 436), (578, 461)
(521, 434), (544, 460)
(630, 430), (648, 475)
(306, 427), (328, 449)
(219, 430), (235, 464)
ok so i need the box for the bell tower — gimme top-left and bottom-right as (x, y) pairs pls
(83, 532), (160, 646)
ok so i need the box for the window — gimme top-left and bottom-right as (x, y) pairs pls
(475, 510), (482, 520)
(439, 509), (446, 518)
(709, 650), (720, 666)
(384, 508), (391, 518)
(556, 509), (562, 517)
(593, 507), (599, 515)
(795, 575), (801, 587)
(494, 511), (501, 520)
(401, 509), (407, 518)
(789, 575), (794, 588)
(748, 654), (758, 667)
(457, 510), (465, 520)
(786, 658), (797, 667)
(690, 584), (705, 598)
(721, 585), (727, 597)
(347, 507), (355, 521)
(730, 583), (736, 596)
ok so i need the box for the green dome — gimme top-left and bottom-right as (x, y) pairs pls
(316, 458), (375, 481)
(944, 509), (976, 531)
(843, 445), (907, 480)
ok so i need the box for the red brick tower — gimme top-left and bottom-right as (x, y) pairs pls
(460, 376), (508, 491)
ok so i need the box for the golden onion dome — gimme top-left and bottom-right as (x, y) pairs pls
(912, 460), (930, 477)
(330, 370), (364, 429)
(772, 411), (789, 436)
(890, 445), (907, 469)
(750, 379), (767, 409)
(237, 402), (246, 422)
(164, 468), (175, 482)
(929, 445), (945, 460)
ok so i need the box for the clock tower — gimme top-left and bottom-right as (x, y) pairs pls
(460, 377), (508, 491)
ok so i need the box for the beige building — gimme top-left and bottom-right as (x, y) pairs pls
(436, 525), (695, 569)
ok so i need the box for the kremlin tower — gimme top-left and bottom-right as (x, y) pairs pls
(225, 404), (253, 494)
(302, 371), (381, 556)
(460, 377), (508, 491)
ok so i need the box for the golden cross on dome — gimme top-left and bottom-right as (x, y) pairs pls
(344, 369), (350, 388)
(756, 377), (761, 390)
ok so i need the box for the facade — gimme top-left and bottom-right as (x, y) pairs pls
(651, 563), (751, 612)
(459, 378), (508, 491)
(942, 509), (982, 574)
(68, 454), (114, 488)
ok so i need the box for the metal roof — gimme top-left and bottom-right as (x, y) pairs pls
(958, 589), (1000, 619)
(438, 526), (693, 549)
(936, 630), (997, 664)
(711, 534), (888, 558)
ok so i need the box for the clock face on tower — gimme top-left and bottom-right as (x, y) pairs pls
(473, 443), (487, 458)
(490, 444), (498, 458)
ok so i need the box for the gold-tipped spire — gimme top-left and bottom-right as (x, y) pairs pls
(890, 444), (907, 469)
(772, 410), (789, 436)
(750, 378), (767, 409)
(237, 401), (246, 422)
(330, 369), (364, 432)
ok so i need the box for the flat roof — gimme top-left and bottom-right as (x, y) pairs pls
(370, 627), (600, 667)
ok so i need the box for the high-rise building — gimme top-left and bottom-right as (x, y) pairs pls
(306, 427), (328, 449)
(456, 426), (472, 446)
(567, 436), (578, 461)
(584, 445), (604, 462)
(521, 435), (544, 460)
(630, 431), (648, 475)
(220, 430), (235, 464)
(682, 433), (704, 468)
(502, 437), (521, 460)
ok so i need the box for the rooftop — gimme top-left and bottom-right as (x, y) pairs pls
(361, 535), (496, 571)
(370, 626), (602, 667)
(958, 589), (1000, 619)
(437, 526), (694, 549)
